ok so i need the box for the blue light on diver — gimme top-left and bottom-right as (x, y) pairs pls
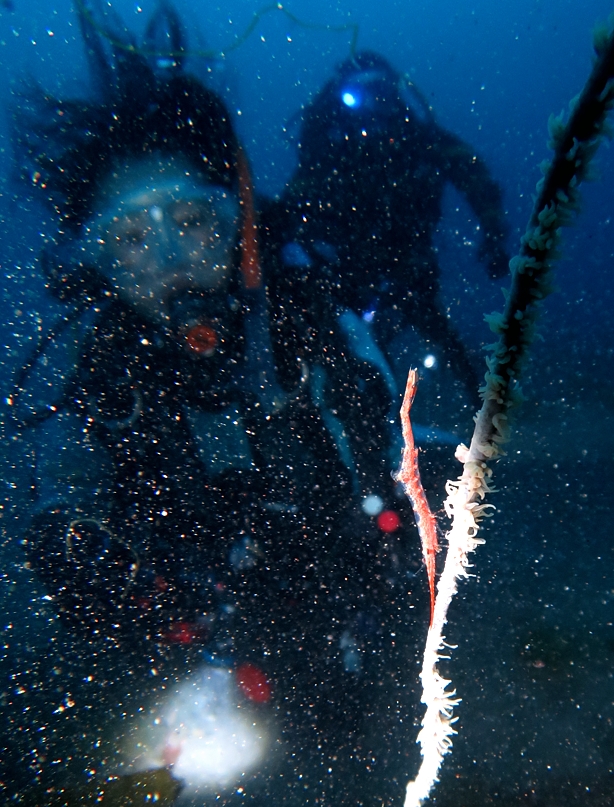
(342, 91), (358, 108)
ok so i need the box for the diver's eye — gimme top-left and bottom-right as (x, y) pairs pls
(172, 201), (209, 231)
(179, 214), (202, 229)
(174, 209), (203, 229)
(116, 228), (148, 246)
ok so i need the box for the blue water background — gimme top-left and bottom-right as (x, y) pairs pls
(1, 0), (613, 362)
(0, 1), (613, 804)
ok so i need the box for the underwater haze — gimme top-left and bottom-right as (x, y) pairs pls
(1, 0), (614, 382)
(1, 0), (614, 805)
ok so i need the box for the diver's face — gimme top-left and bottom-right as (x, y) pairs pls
(84, 154), (240, 325)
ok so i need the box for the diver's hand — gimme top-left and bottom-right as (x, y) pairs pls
(27, 508), (138, 614)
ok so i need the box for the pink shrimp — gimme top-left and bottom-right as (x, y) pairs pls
(395, 369), (439, 626)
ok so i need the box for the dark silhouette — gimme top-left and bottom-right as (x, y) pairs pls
(266, 50), (510, 402)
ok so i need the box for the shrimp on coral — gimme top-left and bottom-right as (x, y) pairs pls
(395, 369), (439, 625)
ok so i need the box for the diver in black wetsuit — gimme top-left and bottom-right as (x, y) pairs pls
(262, 50), (510, 509)
(6, 4), (403, 804)
(265, 50), (510, 399)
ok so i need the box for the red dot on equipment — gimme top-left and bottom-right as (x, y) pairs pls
(377, 509), (401, 533)
(235, 662), (271, 703)
(185, 324), (218, 356)
(164, 622), (197, 645)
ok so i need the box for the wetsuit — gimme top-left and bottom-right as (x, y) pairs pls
(265, 109), (509, 400)
(22, 296), (371, 640)
(13, 291), (400, 803)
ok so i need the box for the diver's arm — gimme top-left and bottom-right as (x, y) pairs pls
(433, 126), (510, 279)
(29, 408), (114, 518)
(24, 409), (135, 617)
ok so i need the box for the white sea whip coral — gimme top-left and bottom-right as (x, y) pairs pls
(403, 21), (614, 807)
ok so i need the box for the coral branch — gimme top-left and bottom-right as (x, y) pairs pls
(403, 22), (614, 807)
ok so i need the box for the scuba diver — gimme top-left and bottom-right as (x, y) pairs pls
(264, 50), (510, 436)
(6, 4), (412, 804)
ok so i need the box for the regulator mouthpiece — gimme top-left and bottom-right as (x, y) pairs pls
(184, 323), (218, 356)
(169, 290), (221, 357)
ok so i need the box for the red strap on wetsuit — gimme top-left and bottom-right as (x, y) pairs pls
(236, 145), (262, 291)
